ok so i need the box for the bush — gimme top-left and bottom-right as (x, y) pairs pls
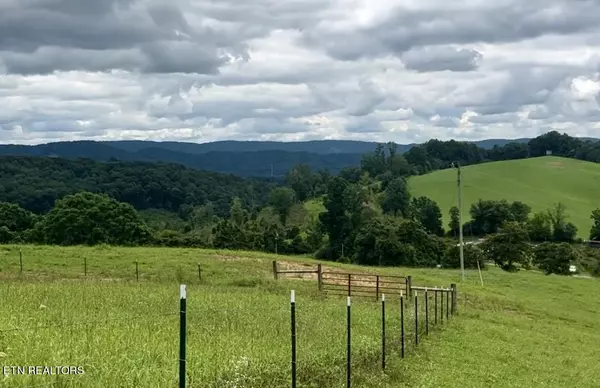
(578, 247), (600, 277)
(442, 243), (487, 269)
(533, 242), (578, 275)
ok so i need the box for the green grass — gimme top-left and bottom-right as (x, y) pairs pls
(1, 245), (599, 387)
(409, 156), (600, 238)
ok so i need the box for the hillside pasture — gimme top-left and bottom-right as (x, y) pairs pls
(409, 156), (600, 238)
(0, 245), (599, 387)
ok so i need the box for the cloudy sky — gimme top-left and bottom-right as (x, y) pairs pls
(1, 0), (600, 145)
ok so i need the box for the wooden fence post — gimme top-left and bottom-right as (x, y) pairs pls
(347, 274), (352, 297)
(272, 260), (278, 280)
(317, 264), (323, 292)
(376, 275), (380, 301)
(407, 276), (412, 298)
(451, 283), (457, 315)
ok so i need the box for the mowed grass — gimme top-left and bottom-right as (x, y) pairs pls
(1, 245), (599, 387)
(409, 156), (600, 238)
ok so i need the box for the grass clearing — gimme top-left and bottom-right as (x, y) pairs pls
(408, 156), (600, 237)
(0, 245), (599, 387)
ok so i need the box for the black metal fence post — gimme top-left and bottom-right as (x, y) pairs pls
(347, 296), (351, 388)
(179, 285), (187, 388)
(381, 294), (386, 370)
(414, 291), (419, 346)
(425, 289), (429, 336)
(291, 290), (297, 388)
(400, 291), (405, 359)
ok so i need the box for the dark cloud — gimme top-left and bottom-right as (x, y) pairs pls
(0, 0), (306, 74)
(1, 0), (600, 145)
(303, 0), (600, 60)
(401, 47), (482, 72)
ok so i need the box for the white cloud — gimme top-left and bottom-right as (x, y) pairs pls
(1, 0), (600, 145)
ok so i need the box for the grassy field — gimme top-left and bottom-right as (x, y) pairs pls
(1, 245), (599, 387)
(409, 156), (600, 238)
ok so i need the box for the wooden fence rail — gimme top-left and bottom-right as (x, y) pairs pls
(272, 260), (412, 301)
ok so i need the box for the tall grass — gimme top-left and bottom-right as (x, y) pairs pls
(1, 244), (598, 387)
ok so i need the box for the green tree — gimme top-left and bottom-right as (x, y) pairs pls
(527, 212), (553, 242)
(410, 196), (444, 236)
(269, 187), (296, 225)
(590, 209), (600, 240)
(353, 216), (441, 267)
(0, 202), (37, 232)
(381, 177), (411, 217)
(285, 164), (315, 201)
(533, 242), (578, 275)
(510, 201), (532, 223)
(480, 221), (530, 271)
(319, 177), (352, 260)
(360, 143), (387, 177)
(229, 197), (247, 226)
(40, 192), (152, 246)
(189, 203), (216, 230)
(547, 203), (577, 242)
(443, 243), (486, 269)
(448, 206), (460, 236)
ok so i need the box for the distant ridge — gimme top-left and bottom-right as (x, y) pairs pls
(0, 136), (597, 178)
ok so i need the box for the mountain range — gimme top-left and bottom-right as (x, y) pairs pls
(0, 137), (594, 178)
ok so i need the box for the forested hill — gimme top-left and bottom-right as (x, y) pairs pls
(0, 137), (548, 178)
(0, 142), (363, 177)
(0, 156), (276, 216)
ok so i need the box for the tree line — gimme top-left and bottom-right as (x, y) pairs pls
(1, 130), (600, 277)
(1, 163), (600, 277)
(402, 130), (600, 174)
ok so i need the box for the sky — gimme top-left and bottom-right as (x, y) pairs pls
(1, 0), (600, 145)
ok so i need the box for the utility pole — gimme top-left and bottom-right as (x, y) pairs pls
(457, 163), (465, 281)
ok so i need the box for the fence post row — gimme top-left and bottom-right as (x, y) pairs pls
(179, 285), (187, 388)
(291, 290), (297, 388)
